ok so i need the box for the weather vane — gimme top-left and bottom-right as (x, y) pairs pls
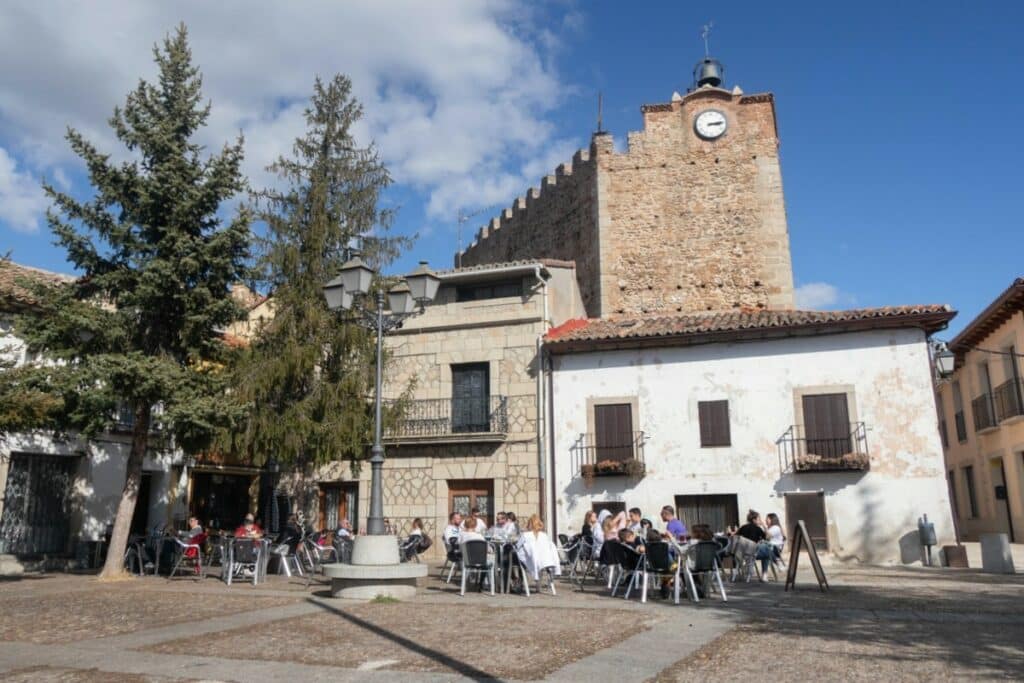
(701, 22), (713, 57)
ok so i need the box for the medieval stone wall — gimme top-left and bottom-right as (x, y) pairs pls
(456, 87), (796, 318)
(457, 151), (603, 316)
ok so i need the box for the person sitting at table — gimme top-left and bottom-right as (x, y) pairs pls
(736, 510), (773, 580)
(515, 514), (562, 585)
(505, 511), (519, 535)
(660, 505), (687, 541)
(335, 518), (354, 541)
(459, 516), (486, 544)
(490, 511), (509, 536)
(618, 527), (646, 554)
(277, 514), (303, 554)
(444, 512), (462, 546)
(627, 507), (643, 533)
(234, 513), (263, 539)
(593, 509), (626, 559)
(469, 507), (488, 534)
(581, 510), (597, 544)
(765, 512), (785, 566)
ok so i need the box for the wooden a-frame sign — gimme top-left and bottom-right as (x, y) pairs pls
(784, 519), (829, 592)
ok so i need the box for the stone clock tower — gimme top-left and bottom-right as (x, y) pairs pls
(458, 58), (795, 317)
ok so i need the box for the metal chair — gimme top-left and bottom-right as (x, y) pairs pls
(123, 535), (148, 576)
(442, 537), (462, 583)
(685, 541), (728, 603)
(399, 535), (422, 563)
(637, 541), (680, 604)
(459, 539), (495, 596)
(611, 542), (644, 598)
(272, 542), (304, 577)
(226, 537), (262, 586)
(168, 534), (205, 581)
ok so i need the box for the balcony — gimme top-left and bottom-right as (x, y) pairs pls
(571, 431), (646, 481)
(384, 395), (508, 444)
(972, 393), (998, 432)
(777, 422), (870, 472)
(994, 378), (1024, 423)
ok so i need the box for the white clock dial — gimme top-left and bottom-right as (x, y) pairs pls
(694, 109), (728, 139)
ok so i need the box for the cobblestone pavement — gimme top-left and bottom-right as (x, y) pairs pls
(0, 563), (1021, 681)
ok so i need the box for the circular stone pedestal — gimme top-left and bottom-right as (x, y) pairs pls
(325, 535), (427, 600)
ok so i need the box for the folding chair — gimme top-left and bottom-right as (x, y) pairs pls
(684, 541), (728, 603)
(615, 543), (645, 599)
(272, 542), (304, 577)
(442, 537), (462, 583)
(459, 539), (495, 596)
(168, 534), (205, 581)
(637, 541), (680, 604)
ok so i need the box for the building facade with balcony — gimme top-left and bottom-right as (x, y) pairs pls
(278, 260), (585, 548)
(545, 305), (957, 564)
(938, 278), (1024, 543)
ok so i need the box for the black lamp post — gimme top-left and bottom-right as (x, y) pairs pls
(322, 256), (440, 535)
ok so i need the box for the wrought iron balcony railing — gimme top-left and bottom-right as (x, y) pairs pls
(994, 378), (1024, 423)
(384, 395), (508, 440)
(776, 422), (869, 472)
(570, 431), (646, 479)
(972, 393), (998, 432)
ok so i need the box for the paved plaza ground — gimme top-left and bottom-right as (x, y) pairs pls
(0, 560), (1022, 682)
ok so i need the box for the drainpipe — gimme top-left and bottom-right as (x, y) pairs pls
(534, 265), (549, 526)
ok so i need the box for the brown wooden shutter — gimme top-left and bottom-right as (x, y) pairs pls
(594, 403), (633, 461)
(698, 400), (730, 447)
(802, 393), (851, 457)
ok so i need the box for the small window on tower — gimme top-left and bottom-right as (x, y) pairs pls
(455, 279), (522, 302)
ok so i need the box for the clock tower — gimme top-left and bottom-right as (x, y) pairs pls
(457, 57), (795, 317)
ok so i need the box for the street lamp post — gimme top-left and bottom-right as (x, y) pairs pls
(323, 256), (440, 536)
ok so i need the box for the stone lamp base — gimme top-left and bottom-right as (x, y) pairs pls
(324, 535), (427, 600)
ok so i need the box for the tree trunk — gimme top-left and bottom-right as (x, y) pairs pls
(98, 402), (152, 579)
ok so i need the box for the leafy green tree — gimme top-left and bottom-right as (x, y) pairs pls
(3, 26), (251, 578)
(219, 75), (411, 513)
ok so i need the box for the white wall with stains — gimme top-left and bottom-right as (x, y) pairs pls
(550, 327), (955, 564)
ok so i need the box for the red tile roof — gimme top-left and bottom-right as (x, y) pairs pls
(949, 278), (1024, 360)
(0, 260), (75, 311)
(544, 305), (955, 352)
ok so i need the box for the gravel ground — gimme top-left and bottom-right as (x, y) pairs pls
(652, 618), (1024, 682)
(0, 584), (298, 644)
(148, 602), (661, 679)
(1, 666), (198, 682)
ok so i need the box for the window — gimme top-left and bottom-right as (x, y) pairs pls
(591, 501), (626, 516)
(952, 381), (968, 443)
(936, 393), (949, 449)
(594, 403), (635, 461)
(451, 363), (490, 432)
(455, 279), (522, 302)
(698, 400), (731, 447)
(802, 393), (852, 457)
(963, 465), (979, 518)
(947, 470), (960, 521)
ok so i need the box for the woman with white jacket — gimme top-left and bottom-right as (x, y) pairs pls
(515, 514), (561, 592)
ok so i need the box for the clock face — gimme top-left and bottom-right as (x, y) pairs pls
(694, 109), (728, 140)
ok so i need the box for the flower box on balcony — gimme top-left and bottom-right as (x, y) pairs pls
(795, 451), (870, 472)
(581, 458), (646, 480)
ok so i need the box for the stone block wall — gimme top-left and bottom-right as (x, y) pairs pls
(456, 87), (796, 317)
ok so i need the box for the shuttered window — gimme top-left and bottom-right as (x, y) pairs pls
(594, 403), (634, 461)
(802, 393), (852, 457)
(698, 400), (731, 447)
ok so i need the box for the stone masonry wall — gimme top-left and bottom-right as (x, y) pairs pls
(457, 151), (603, 316)
(456, 87), (795, 317)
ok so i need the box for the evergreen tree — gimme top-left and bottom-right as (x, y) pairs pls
(3, 26), (251, 577)
(219, 75), (410, 509)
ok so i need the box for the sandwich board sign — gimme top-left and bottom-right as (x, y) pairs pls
(784, 519), (829, 592)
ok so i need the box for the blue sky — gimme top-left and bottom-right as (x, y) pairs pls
(1, 1), (1021, 337)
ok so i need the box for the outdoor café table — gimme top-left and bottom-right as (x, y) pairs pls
(486, 536), (520, 594)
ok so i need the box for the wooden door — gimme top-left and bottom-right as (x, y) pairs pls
(452, 363), (489, 432)
(785, 491), (828, 550)
(594, 403), (633, 461)
(447, 479), (494, 527)
(802, 393), (851, 457)
(319, 482), (358, 532)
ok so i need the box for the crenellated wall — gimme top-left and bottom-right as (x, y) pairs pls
(457, 87), (795, 317)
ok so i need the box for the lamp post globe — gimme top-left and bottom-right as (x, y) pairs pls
(339, 255), (374, 295)
(404, 261), (441, 304)
(388, 282), (416, 315)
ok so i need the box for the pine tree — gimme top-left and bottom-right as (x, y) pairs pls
(4, 26), (251, 578)
(219, 75), (410, 511)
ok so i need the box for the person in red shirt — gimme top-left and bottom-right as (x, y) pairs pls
(234, 513), (263, 538)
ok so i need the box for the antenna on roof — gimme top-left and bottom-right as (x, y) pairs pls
(596, 91), (604, 134)
(456, 206), (498, 269)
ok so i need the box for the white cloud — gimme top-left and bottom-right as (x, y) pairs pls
(0, 147), (47, 232)
(794, 282), (845, 310)
(0, 1), (577, 235)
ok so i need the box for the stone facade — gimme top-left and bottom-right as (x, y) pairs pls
(285, 263), (585, 555)
(458, 87), (795, 317)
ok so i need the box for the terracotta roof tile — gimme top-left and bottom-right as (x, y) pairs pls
(544, 305), (955, 351)
(0, 260), (75, 311)
(436, 259), (575, 276)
